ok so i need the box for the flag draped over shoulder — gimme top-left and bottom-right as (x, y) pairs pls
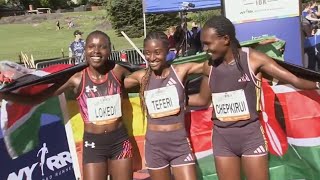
(0, 63), (83, 159)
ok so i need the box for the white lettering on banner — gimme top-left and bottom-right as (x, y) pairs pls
(87, 94), (122, 122)
(256, 0), (267, 5)
(46, 151), (73, 171)
(7, 163), (38, 180)
(212, 89), (250, 121)
(6, 143), (73, 180)
(252, 34), (269, 40)
(144, 85), (180, 118)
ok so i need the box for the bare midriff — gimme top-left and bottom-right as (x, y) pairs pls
(84, 118), (123, 134)
(148, 122), (184, 132)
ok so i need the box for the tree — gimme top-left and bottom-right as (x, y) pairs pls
(0, 0), (6, 5)
(39, 0), (50, 7)
(88, 0), (107, 6)
(189, 9), (221, 26)
(106, 0), (180, 38)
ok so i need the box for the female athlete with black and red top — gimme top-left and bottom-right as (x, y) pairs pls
(1, 30), (133, 180)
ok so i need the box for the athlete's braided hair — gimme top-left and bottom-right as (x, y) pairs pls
(204, 16), (244, 73)
(86, 30), (112, 52)
(139, 31), (169, 117)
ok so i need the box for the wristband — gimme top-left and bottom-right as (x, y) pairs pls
(316, 82), (320, 89)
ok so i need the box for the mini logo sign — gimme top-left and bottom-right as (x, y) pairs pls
(84, 141), (96, 149)
(86, 85), (97, 93)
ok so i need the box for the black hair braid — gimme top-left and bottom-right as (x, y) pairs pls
(204, 16), (244, 74)
(139, 67), (152, 119)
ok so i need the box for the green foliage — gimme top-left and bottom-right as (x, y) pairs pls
(146, 13), (180, 32)
(79, 0), (89, 5)
(106, 0), (180, 38)
(189, 9), (221, 26)
(0, 0), (6, 5)
(39, 0), (50, 7)
(106, 0), (142, 38)
(49, 0), (71, 9)
(88, 0), (106, 6)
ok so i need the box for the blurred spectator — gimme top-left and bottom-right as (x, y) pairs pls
(167, 26), (176, 50)
(188, 23), (202, 53)
(68, 20), (74, 29)
(69, 30), (85, 65)
(56, 20), (61, 31)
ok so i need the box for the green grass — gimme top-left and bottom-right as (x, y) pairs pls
(0, 10), (144, 62)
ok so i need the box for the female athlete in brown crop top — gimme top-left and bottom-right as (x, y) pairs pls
(188, 16), (320, 180)
(124, 31), (204, 180)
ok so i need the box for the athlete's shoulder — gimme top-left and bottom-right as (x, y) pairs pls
(61, 71), (83, 91)
(130, 68), (148, 81)
(248, 47), (271, 63)
(172, 64), (185, 73)
(71, 71), (83, 84)
(113, 63), (128, 75)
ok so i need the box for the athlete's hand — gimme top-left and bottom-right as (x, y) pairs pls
(258, 38), (279, 45)
(0, 71), (14, 84)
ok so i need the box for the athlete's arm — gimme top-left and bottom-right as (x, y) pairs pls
(188, 61), (212, 107)
(113, 64), (132, 81)
(124, 69), (145, 89)
(251, 49), (318, 89)
(1, 74), (78, 105)
(180, 62), (205, 75)
(114, 64), (141, 93)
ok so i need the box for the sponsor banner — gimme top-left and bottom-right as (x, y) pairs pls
(0, 121), (76, 180)
(224, 0), (300, 24)
(234, 17), (303, 66)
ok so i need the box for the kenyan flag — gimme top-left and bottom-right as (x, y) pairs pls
(186, 82), (320, 180)
(270, 84), (320, 179)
